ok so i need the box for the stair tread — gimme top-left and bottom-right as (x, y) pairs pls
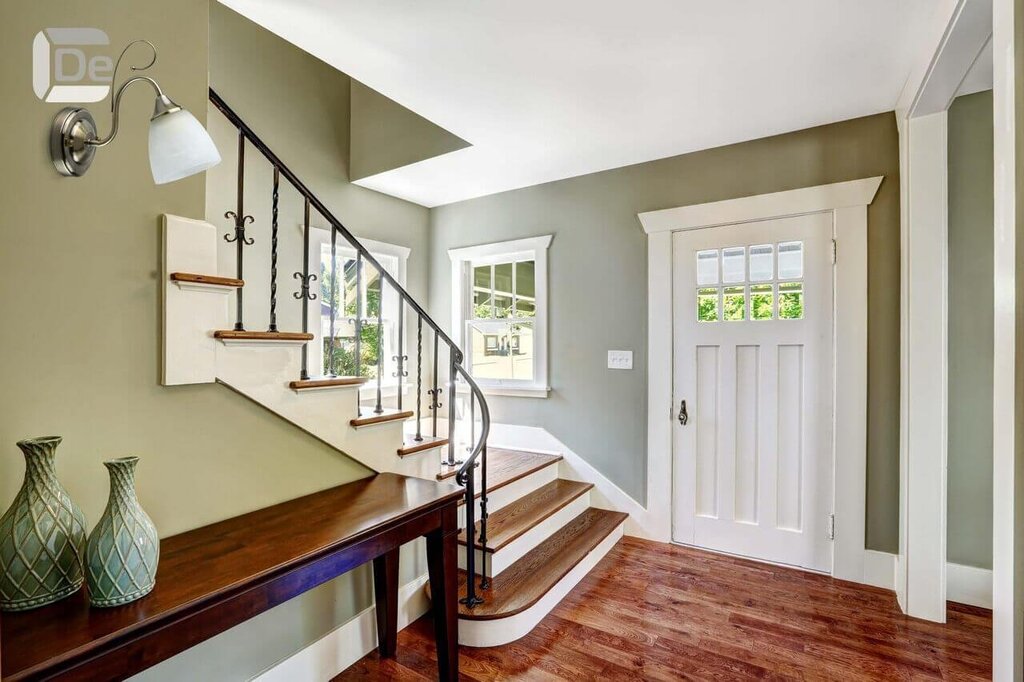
(438, 448), (562, 501)
(289, 376), (366, 390)
(454, 507), (627, 620)
(213, 330), (314, 341)
(170, 272), (244, 287)
(458, 479), (593, 553)
(349, 409), (414, 427)
(398, 436), (449, 457)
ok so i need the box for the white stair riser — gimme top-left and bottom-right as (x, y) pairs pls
(457, 463), (560, 530)
(458, 492), (591, 577)
(457, 522), (625, 647)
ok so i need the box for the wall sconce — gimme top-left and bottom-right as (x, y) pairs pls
(50, 40), (221, 184)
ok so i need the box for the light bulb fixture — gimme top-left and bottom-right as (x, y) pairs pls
(50, 40), (221, 184)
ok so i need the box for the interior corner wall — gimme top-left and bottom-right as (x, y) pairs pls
(428, 112), (902, 553)
(947, 90), (994, 570)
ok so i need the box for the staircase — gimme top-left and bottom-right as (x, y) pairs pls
(160, 89), (627, 647)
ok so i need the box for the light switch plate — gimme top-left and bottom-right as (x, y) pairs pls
(607, 350), (633, 370)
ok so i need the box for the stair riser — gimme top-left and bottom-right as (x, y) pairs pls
(457, 522), (625, 647)
(458, 463), (559, 529)
(458, 492), (591, 577)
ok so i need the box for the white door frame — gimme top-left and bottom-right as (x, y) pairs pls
(638, 176), (882, 583)
(893, 0), (993, 624)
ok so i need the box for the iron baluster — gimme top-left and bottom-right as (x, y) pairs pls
(354, 250), (363, 414)
(446, 352), (461, 467)
(479, 442), (490, 589)
(374, 271), (384, 415)
(458, 469), (483, 608)
(223, 129), (254, 331)
(268, 167), (280, 332)
(328, 227), (337, 377)
(393, 304), (407, 411)
(293, 198), (316, 380)
(415, 317), (423, 442)
(428, 330), (441, 438)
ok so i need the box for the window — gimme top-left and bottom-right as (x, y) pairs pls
(307, 230), (410, 387)
(694, 241), (805, 322)
(449, 235), (552, 397)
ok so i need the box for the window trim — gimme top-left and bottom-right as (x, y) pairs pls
(449, 235), (552, 398)
(306, 225), (410, 393)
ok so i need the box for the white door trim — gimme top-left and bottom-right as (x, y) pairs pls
(638, 176), (881, 584)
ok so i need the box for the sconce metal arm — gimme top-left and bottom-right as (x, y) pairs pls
(87, 76), (169, 148)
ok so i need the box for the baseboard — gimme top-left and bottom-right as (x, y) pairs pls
(253, 573), (430, 681)
(862, 550), (897, 590)
(946, 562), (992, 609)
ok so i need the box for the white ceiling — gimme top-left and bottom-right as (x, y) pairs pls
(219, 0), (936, 207)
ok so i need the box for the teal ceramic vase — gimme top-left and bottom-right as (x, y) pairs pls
(86, 457), (159, 607)
(0, 436), (88, 612)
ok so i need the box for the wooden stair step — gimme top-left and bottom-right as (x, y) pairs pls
(437, 448), (562, 500)
(170, 272), (244, 288)
(289, 376), (366, 390)
(398, 436), (449, 457)
(458, 479), (593, 553)
(453, 507), (628, 620)
(349, 410), (414, 428)
(214, 330), (314, 342)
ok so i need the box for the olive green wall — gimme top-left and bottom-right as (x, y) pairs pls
(429, 112), (902, 552)
(947, 90), (994, 570)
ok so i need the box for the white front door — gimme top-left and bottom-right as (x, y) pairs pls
(671, 213), (835, 573)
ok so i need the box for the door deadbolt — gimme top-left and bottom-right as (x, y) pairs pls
(678, 400), (688, 425)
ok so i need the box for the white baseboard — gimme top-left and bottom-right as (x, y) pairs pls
(253, 574), (430, 681)
(862, 550), (897, 590)
(946, 562), (993, 609)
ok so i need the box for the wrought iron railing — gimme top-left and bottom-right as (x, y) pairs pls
(209, 88), (492, 606)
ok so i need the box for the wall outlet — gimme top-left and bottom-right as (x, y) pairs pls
(607, 350), (633, 370)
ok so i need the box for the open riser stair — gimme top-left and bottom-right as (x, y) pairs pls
(161, 89), (629, 650)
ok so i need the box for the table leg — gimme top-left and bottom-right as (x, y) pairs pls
(373, 547), (399, 658)
(426, 509), (459, 681)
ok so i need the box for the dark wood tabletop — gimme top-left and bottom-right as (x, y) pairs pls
(1, 472), (463, 681)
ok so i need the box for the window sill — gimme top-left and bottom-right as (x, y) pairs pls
(457, 383), (550, 399)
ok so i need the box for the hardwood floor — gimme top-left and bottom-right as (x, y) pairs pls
(338, 537), (992, 681)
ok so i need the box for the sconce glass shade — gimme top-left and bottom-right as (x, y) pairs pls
(148, 108), (221, 185)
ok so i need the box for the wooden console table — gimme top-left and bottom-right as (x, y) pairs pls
(0, 473), (462, 681)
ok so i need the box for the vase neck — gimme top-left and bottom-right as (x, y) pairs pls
(17, 438), (61, 486)
(104, 458), (139, 508)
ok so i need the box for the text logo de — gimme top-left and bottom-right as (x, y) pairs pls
(33, 28), (112, 103)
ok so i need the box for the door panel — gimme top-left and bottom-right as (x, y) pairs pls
(671, 213), (834, 573)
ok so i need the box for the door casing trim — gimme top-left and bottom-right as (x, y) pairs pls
(637, 176), (882, 585)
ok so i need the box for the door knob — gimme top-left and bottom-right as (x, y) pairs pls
(678, 400), (688, 426)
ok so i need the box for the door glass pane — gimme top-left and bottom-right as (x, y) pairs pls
(494, 262), (513, 318)
(696, 250), (719, 286)
(749, 244), (773, 282)
(473, 265), (492, 318)
(779, 282), (804, 319)
(778, 241), (804, 280)
(723, 286), (746, 321)
(750, 284), (773, 320)
(722, 247), (745, 283)
(697, 287), (719, 322)
(515, 260), (536, 317)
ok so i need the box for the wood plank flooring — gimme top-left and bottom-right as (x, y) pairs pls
(337, 537), (992, 681)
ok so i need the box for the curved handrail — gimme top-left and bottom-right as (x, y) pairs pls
(208, 88), (491, 602)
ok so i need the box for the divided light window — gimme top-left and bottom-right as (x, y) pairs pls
(449, 235), (552, 397)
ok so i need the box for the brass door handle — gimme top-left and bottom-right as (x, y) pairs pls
(678, 400), (688, 426)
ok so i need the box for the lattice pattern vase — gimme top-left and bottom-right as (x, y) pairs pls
(86, 457), (159, 607)
(0, 436), (88, 612)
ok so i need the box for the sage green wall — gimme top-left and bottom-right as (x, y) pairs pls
(350, 79), (470, 182)
(947, 90), (994, 570)
(430, 112), (902, 552)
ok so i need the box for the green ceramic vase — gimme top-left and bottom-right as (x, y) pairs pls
(0, 436), (88, 612)
(86, 456), (159, 607)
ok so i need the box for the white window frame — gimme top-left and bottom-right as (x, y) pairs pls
(449, 235), (552, 398)
(305, 225), (410, 398)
